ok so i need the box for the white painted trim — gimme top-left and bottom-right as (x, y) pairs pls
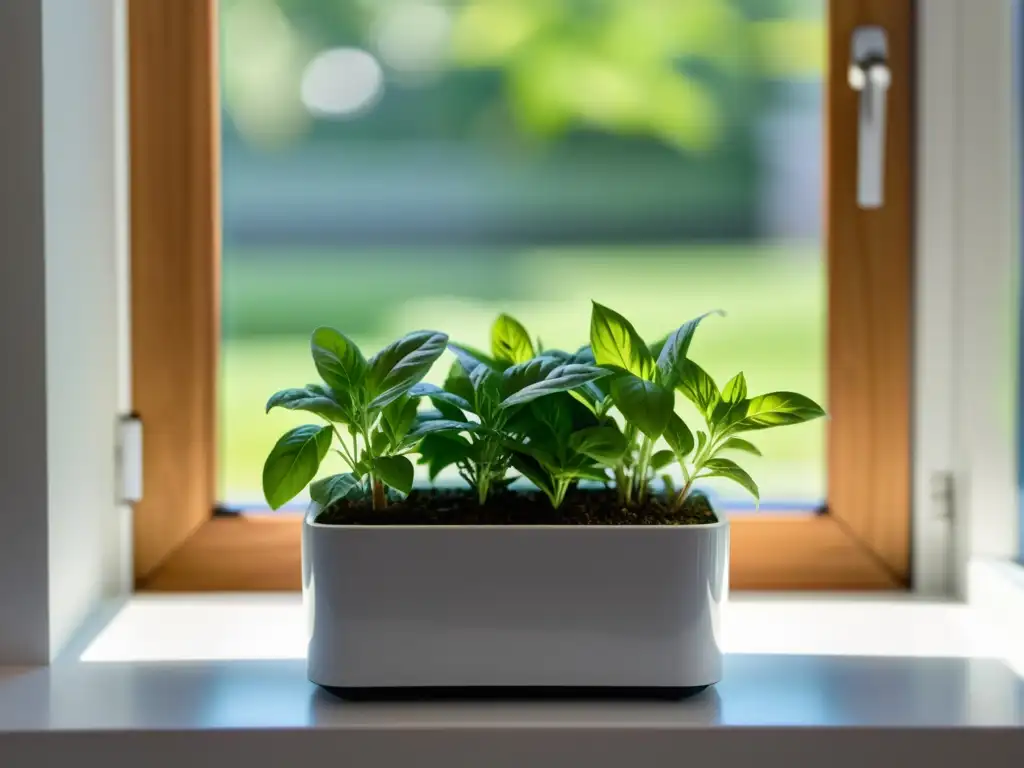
(112, 0), (134, 594)
(914, 1), (1021, 597)
(952, 1), (1020, 576)
(913, 0), (958, 596)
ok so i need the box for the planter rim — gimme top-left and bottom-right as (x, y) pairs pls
(303, 505), (728, 531)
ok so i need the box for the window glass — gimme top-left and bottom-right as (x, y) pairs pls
(219, 0), (827, 511)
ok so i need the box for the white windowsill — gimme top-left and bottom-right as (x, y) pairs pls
(2, 587), (1023, 765)
(79, 593), (1005, 665)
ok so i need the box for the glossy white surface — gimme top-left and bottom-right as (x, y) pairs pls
(4, 596), (1024, 765)
(302, 515), (729, 688)
(1, 653), (1022, 731)
(81, 594), (1000, 663)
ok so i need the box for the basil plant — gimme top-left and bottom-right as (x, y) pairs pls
(261, 305), (825, 516)
(582, 302), (826, 510)
(262, 327), (451, 511)
(416, 314), (613, 506)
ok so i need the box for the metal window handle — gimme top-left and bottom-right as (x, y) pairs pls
(848, 26), (890, 209)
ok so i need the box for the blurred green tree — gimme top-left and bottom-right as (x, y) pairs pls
(220, 0), (823, 153)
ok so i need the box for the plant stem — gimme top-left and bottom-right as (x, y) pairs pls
(359, 417), (385, 510)
(476, 436), (498, 505)
(332, 426), (357, 470)
(372, 478), (386, 510)
(672, 477), (695, 512)
(669, 422), (732, 512)
(672, 442), (707, 512)
(622, 423), (642, 504)
(613, 467), (628, 504)
(554, 478), (569, 508)
(634, 437), (654, 505)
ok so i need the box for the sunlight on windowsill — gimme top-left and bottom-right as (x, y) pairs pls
(80, 595), (1015, 670)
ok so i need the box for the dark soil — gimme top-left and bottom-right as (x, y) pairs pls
(315, 488), (717, 526)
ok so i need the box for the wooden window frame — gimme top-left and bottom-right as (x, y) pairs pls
(129, 0), (913, 591)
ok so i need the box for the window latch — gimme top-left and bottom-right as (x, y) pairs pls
(848, 26), (891, 209)
(117, 414), (143, 504)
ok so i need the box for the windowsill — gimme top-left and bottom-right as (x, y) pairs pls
(79, 593), (1005, 664)
(2, 591), (1023, 764)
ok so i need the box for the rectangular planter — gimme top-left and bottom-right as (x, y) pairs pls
(302, 505), (729, 693)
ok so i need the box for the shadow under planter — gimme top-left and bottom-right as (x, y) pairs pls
(319, 685), (712, 701)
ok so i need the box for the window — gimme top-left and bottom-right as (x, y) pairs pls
(129, 0), (913, 591)
(219, 0), (828, 512)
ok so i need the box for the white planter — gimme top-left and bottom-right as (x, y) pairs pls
(303, 505), (729, 694)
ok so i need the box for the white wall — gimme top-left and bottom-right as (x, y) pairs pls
(41, 0), (129, 658)
(0, 0), (52, 665)
(953, 1), (1019, 576)
(0, 0), (128, 665)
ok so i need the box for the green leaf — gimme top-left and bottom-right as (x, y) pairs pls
(470, 364), (503, 415)
(353, 456), (372, 477)
(500, 355), (560, 394)
(647, 336), (669, 362)
(568, 425), (628, 463)
(408, 418), (478, 438)
(306, 382), (331, 396)
(696, 430), (708, 455)
(663, 413), (695, 457)
(500, 359), (612, 408)
(511, 452), (554, 495)
(572, 345), (596, 365)
(651, 449), (676, 471)
(418, 433), (473, 481)
(448, 342), (500, 375)
(676, 359), (721, 417)
(408, 382), (472, 414)
(262, 425), (333, 510)
(556, 464), (610, 483)
(311, 327), (367, 393)
(567, 386), (602, 414)
(728, 392), (826, 432)
(703, 457), (760, 502)
(367, 331), (448, 409)
(610, 374), (674, 438)
(432, 399), (466, 422)
(382, 395), (419, 443)
(656, 310), (721, 385)
(370, 429), (390, 454)
(529, 396), (573, 442)
(721, 372), (747, 404)
(590, 302), (654, 379)
(408, 383), (467, 421)
(372, 455), (414, 494)
(443, 362), (476, 407)
(504, 437), (558, 468)
(721, 437), (761, 456)
(491, 313), (536, 365)
(309, 473), (362, 508)
(560, 345), (612, 403)
(711, 375), (750, 429)
(502, 404), (533, 436)
(306, 382), (355, 415)
(265, 387), (349, 423)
